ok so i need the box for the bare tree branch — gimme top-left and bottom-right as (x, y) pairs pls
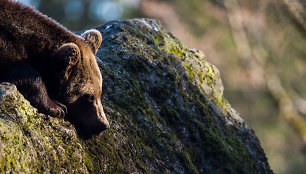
(282, 0), (306, 32)
(224, 0), (306, 146)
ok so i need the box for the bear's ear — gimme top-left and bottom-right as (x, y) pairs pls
(54, 43), (80, 79)
(56, 43), (80, 67)
(81, 29), (102, 54)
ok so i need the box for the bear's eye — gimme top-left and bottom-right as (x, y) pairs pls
(83, 94), (95, 102)
(89, 95), (95, 101)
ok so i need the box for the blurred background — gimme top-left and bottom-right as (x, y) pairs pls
(16, 0), (306, 173)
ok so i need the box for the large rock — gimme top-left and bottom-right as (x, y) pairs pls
(0, 82), (90, 173)
(0, 18), (272, 173)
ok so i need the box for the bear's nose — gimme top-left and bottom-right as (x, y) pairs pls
(105, 123), (110, 129)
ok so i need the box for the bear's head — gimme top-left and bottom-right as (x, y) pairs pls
(52, 29), (109, 137)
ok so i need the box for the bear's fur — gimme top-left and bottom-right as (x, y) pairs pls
(0, 0), (109, 136)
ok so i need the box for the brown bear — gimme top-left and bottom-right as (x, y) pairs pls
(0, 0), (109, 137)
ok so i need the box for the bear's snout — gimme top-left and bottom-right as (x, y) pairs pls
(98, 104), (110, 130)
(82, 100), (110, 135)
(67, 98), (110, 138)
(96, 101), (110, 131)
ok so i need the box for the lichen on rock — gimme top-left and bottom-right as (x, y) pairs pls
(0, 18), (272, 173)
(0, 82), (91, 173)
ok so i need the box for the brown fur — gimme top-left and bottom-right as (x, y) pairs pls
(0, 0), (109, 137)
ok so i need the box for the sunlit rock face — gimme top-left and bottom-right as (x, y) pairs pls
(0, 19), (272, 173)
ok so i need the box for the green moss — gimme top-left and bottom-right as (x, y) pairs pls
(184, 62), (195, 81)
(0, 87), (89, 173)
(150, 30), (184, 58)
(159, 104), (181, 125)
(164, 36), (183, 57)
(198, 71), (204, 86)
(177, 152), (199, 174)
(203, 63), (215, 87)
(194, 124), (256, 173)
(136, 159), (151, 174)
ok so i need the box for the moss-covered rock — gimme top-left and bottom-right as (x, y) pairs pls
(0, 82), (90, 173)
(0, 18), (272, 173)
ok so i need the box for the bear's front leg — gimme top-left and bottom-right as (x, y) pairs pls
(0, 65), (67, 118)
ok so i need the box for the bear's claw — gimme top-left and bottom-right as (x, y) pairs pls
(47, 101), (67, 118)
(55, 101), (67, 114)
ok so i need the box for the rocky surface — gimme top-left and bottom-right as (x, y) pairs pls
(0, 18), (272, 173)
(0, 83), (90, 173)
